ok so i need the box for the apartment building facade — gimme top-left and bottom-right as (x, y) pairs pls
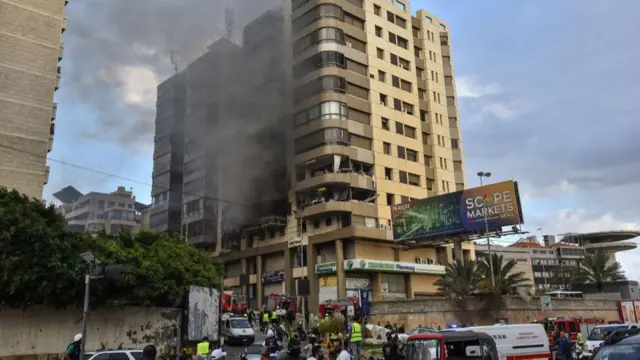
(150, 72), (186, 234)
(54, 186), (145, 234)
(0, 0), (68, 198)
(219, 0), (471, 310)
(476, 236), (587, 291)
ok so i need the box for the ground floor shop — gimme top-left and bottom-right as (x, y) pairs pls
(221, 236), (475, 310)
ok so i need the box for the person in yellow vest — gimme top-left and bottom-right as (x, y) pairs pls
(262, 311), (271, 334)
(196, 336), (210, 357)
(271, 309), (278, 322)
(577, 331), (585, 347)
(349, 318), (363, 360)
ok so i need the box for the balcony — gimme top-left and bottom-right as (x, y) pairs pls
(302, 200), (377, 218)
(295, 145), (373, 166)
(62, 16), (68, 33)
(51, 102), (57, 121)
(48, 135), (54, 152)
(44, 166), (50, 185)
(297, 172), (374, 192)
(58, 43), (64, 61)
(309, 224), (391, 244)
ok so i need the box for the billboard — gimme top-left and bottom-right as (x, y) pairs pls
(391, 180), (524, 242)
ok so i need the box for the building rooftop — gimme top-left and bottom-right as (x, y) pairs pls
(561, 230), (640, 244)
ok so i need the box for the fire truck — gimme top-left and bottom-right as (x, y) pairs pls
(533, 316), (606, 342)
(221, 290), (248, 315)
(319, 296), (359, 320)
(263, 293), (297, 318)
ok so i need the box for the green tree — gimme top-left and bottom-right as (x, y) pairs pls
(89, 231), (224, 307)
(0, 187), (224, 308)
(434, 259), (481, 299)
(477, 253), (530, 295)
(574, 251), (626, 292)
(0, 188), (87, 307)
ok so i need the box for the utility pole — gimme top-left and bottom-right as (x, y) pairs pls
(477, 171), (495, 289)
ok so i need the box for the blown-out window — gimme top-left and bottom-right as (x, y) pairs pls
(294, 27), (346, 54)
(294, 128), (350, 154)
(294, 101), (348, 127)
(293, 51), (346, 78)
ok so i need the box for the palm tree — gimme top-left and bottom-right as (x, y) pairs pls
(477, 253), (531, 295)
(575, 251), (626, 291)
(434, 259), (481, 299)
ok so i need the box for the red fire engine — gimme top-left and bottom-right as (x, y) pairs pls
(221, 290), (248, 314)
(533, 316), (605, 342)
(264, 293), (297, 318)
(319, 297), (359, 320)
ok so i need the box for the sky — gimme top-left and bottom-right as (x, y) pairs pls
(45, 0), (640, 279)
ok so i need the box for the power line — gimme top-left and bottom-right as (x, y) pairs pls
(0, 143), (254, 208)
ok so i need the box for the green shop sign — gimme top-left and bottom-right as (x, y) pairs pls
(315, 261), (337, 274)
(343, 259), (445, 275)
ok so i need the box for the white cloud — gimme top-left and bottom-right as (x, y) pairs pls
(483, 102), (518, 119)
(98, 65), (159, 109)
(456, 76), (503, 98)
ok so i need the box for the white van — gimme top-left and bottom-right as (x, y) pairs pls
(445, 324), (551, 360)
(581, 323), (639, 359)
(220, 316), (256, 345)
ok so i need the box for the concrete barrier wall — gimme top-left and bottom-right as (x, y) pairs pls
(0, 306), (180, 358)
(370, 297), (620, 329)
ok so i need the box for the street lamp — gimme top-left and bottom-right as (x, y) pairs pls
(477, 171), (495, 288)
(79, 252), (100, 360)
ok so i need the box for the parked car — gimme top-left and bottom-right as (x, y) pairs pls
(398, 327), (437, 343)
(87, 350), (143, 360)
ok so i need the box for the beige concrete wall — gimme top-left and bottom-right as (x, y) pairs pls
(371, 297), (620, 329)
(0, 306), (180, 358)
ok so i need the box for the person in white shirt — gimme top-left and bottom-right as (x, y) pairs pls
(307, 345), (322, 360)
(334, 339), (351, 360)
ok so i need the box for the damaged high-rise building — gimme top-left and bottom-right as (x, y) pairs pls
(151, 0), (473, 309)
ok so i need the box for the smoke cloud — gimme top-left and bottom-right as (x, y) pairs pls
(65, 0), (281, 151)
(64, 0), (289, 228)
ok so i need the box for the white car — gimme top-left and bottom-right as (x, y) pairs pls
(397, 327), (437, 343)
(87, 350), (143, 360)
(582, 324), (639, 359)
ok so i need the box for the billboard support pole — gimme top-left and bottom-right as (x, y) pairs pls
(478, 173), (496, 289)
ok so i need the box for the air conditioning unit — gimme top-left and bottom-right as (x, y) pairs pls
(346, 42), (352, 48)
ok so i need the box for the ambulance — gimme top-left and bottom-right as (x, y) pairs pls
(443, 323), (551, 360)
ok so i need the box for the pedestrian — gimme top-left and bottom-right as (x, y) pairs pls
(211, 349), (227, 360)
(309, 345), (323, 360)
(142, 345), (157, 360)
(557, 332), (571, 360)
(382, 333), (398, 360)
(348, 318), (363, 360)
(64, 333), (83, 360)
(196, 336), (210, 357)
(334, 339), (350, 360)
(263, 310), (271, 333)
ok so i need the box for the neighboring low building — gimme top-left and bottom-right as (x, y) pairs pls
(572, 281), (640, 300)
(561, 231), (639, 264)
(54, 185), (147, 234)
(474, 244), (534, 288)
(475, 235), (587, 291)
